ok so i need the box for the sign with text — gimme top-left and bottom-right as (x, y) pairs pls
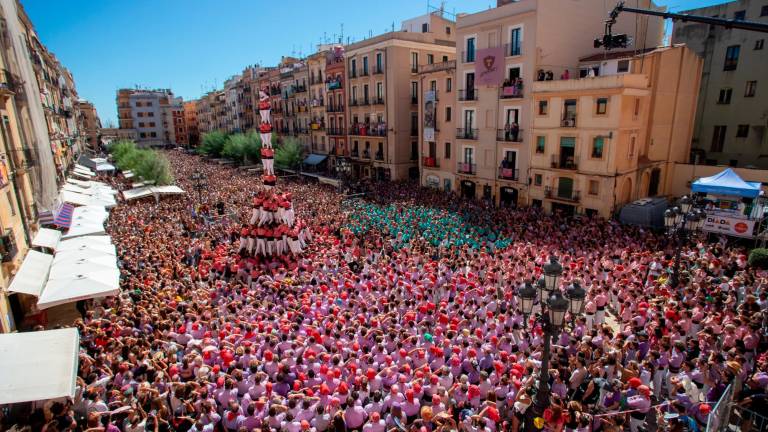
(702, 214), (756, 238)
(475, 46), (505, 86)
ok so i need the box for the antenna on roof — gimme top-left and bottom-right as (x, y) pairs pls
(341, 23), (344, 42)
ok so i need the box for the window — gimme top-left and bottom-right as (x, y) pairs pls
(745, 81), (757, 97)
(734, 10), (745, 20)
(634, 98), (640, 116)
(376, 82), (383, 99)
(592, 136), (604, 158)
(422, 22), (429, 33)
(538, 100), (548, 115)
(534, 174), (542, 186)
(445, 107), (451, 122)
(137, 112), (143, 118)
(583, 180), (598, 196)
(411, 52), (419, 72)
(466, 37), (476, 62)
(140, 132), (147, 138)
(736, 124), (749, 138)
(7, 192), (15, 215)
(509, 27), (522, 56)
(535, 136), (545, 153)
(427, 54), (434, 64)
(617, 60), (630, 73)
(718, 87), (733, 104)
(446, 78), (452, 93)
(146, 101), (152, 106)
(724, 45), (740, 71)
(629, 136), (636, 158)
(411, 141), (418, 160)
(149, 122), (156, 127)
(376, 53), (383, 72)
(596, 97), (608, 115)
(446, 26), (451, 35)
(756, 39), (764, 50)
(445, 142), (451, 159)
(411, 82), (418, 100)
(363, 57), (369, 75)
(139, 122), (145, 127)
(148, 112), (154, 117)
(762, 5), (768, 16)
(150, 132), (157, 138)
(430, 80), (437, 91)
(711, 125), (727, 152)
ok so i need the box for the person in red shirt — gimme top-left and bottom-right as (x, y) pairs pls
(258, 89), (271, 124)
(238, 224), (250, 253)
(261, 147), (274, 175)
(259, 121), (273, 149)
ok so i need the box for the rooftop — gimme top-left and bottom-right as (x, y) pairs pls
(532, 73), (649, 93)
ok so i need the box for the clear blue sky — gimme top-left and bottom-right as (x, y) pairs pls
(22, 0), (725, 126)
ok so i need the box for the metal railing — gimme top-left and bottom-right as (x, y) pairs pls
(327, 104), (345, 112)
(458, 89), (478, 101)
(327, 127), (346, 136)
(561, 116), (577, 127)
(497, 128), (523, 142)
(373, 65), (384, 75)
(375, 151), (384, 161)
(499, 85), (524, 99)
(504, 42), (522, 57)
(545, 186), (580, 202)
(373, 96), (385, 105)
(551, 154), (578, 170)
(457, 162), (477, 174)
(456, 128), (478, 140)
(498, 167), (519, 181)
(349, 123), (388, 137)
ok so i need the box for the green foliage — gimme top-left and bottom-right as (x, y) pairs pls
(274, 138), (304, 170)
(107, 139), (173, 185)
(749, 248), (768, 269)
(221, 132), (261, 164)
(198, 131), (228, 157)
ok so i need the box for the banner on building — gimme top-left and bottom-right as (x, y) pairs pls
(423, 91), (436, 142)
(702, 214), (756, 238)
(475, 47), (505, 86)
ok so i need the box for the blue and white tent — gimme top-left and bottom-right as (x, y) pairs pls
(691, 168), (762, 198)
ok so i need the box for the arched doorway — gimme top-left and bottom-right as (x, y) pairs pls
(500, 187), (518, 208)
(460, 180), (476, 199)
(618, 177), (633, 205)
(648, 168), (661, 196)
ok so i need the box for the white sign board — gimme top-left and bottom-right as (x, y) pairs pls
(702, 214), (756, 238)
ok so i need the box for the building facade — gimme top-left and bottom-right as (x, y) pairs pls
(308, 50), (328, 156)
(528, 46), (702, 218)
(672, 0), (768, 168)
(117, 88), (181, 147)
(452, 0), (663, 205)
(345, 13), (456, 181)
(75, 99), (102, 152)
(418, 60), (457, 192)
(326, 48), (347, 163)
(184, 101), (200, 146)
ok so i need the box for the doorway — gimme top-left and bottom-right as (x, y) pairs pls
(551, 202), (575, 216)
(500, 187), (518, 208)
(648, 168), (661, 196)
(461, 180), (476, 199)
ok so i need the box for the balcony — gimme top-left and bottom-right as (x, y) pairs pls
(411, 95), (418, 105)
(423, 156), (439, 168)
(362, 150), (371, 159)
(545, 187), (581, 202)
(418, 60), (456, 74)
(504, 43), (522, 57)
(497, 167), (519, 181)
(327, 80), (343, 91)
(458, 89), (478, 101)
(551, 154), (578, 170)
(328, 127), (346, 136)
(561, 116), (577, 127)
(373, 65), (384, 75)
(350, 70), (358, 79)
(310, 122), (325, 131)
(359, 69), (369, 77)
(351, 149), (359, 157)
(349, 99), (358, 107)
(499, 85), (523, 99)
(359, 98), (370, 106)
(456, 128), (478, 140)
(372, 96), (385, 105)
(497, 128), (523, 142)
(349, 123), (387, 137)
(411, 65), (418, 73)
(461, 51), (476, 63)
(457, 162), (477, 175)
(327, 104), (345, 113)
(375, 151), (384, 161)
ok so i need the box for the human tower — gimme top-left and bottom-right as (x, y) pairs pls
(237, 90), (311, 257)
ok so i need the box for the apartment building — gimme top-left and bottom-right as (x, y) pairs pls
(418, 60), (457, 192)
(326, 47), (347, 163)
(163, 96), (187, 147)
(75, 99), (102, 151)
(672, 0), (768, 168)
(294, 63), (311, 149)
(184, 101), (200, 146)
(240, 66), (258, 132)
(453, 0), (663, 204)
(308, 49), (328, 155)
(117, 88), (181, 147)
(346, 13), (456, 181)
(528, 45), (701, 217)
(223, 75), (242, 133)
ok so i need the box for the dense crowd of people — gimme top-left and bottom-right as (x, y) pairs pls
(6, 150), (767, 432)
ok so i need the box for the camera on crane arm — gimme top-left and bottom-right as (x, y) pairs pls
(594, 33), (631, 50)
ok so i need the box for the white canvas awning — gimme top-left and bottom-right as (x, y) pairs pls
(123, 172), (134, 179)
(0, 328), (79, 404)
(38, 267), (120, 310)
(60, 190), (116, 209)
(71, 171), (92, 180)
(74, 168), (94, 177)
(56, 236), (112, 252)
(62, 222), (106, 239)
(66, 178), (92, 188)
(152, 185), (185, 195)
(53, 253), (116, 269)
(71, 206), (109, 225)
(31, 228), (62, 249)
(95, 163), (116, 171)
(7, 250), (53, 296)
(123, 185), (185, 201)
(54, 242), (116, 257)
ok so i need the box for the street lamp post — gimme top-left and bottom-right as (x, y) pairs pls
(517, 258), (585, 431)
(664, 195), (705, 288)
(190, 170), (207, 204)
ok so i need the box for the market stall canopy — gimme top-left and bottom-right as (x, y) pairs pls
(62, 221), (106, 239)
(0, 328), (79, 404)
(71, 206), (109, 225)
(691, 168), (762, 198)
(38, 267), (120, 309)
(122, 185), (185, 201)
(303, 154), (328, 166)
(56, 236), (112, 252)
(7, 250), (53, 296)
(60, 190), (116, 208)
(66, 178), (92, 188)
(53, 251), (116, 268)
(95, 163), (116, 172)
(54, 242), (116, 257)
(31, 228), (62, 249)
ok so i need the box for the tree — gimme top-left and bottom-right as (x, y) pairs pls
(108, 140), (137, 164)
(222, 132), (262, 165)
(199, 131), (228, 157)
(749, 248), (768, 269)
(274, 138), (304, 170)
(135, 152), (174, 185)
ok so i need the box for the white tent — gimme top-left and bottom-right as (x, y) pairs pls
(71, 171), (93, 180)
(71, 206), (109, 224)
(0, 328), (79, 404)
(56, 236), (112, 251)
(95, 163), (116, 172)
(54, 242), (116, 257)
(38, 263), (120, 310)
(152, 185), (185, 195)
(53, 253), (116, 269)
(62, 221), (106, 239)
(60, 190), (116, 208)
(7, 250), (53, 297)
(73, 168), (94, 177)
(31, 228), (62, 249)
(123, 185), (186, 201)
(66, 178), (92, 188)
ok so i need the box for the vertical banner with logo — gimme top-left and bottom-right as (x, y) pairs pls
(423, 91), (436, 142)
(475, 46), (505, 86)
(702, 214), (756, 238)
